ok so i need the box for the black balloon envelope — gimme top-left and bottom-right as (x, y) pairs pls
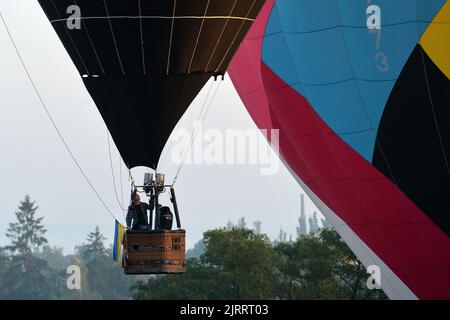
(37, 0), (266, 169)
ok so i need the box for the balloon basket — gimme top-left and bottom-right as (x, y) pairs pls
(124, 229), (186, 275)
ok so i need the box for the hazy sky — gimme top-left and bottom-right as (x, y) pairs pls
(0, 0), (321, 253)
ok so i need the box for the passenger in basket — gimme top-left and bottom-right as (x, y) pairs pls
(126, 191), (150, 230)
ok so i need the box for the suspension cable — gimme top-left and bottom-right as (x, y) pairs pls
(158, 79), (215, 171)
(0, 13), (119, 221)
(107, 130), (127, 214)
(119, 153), (124, 209)
(173, 79), (223, 185)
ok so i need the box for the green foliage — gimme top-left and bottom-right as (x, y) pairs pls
(0, 197), (137, 299)
(34, 245), (71, 271)
(0, 254), (59, 299)
(132, 228), (388, 300)
(131, 259), (226, 300)
(0, 196), (388, 300)
(274, 235), (337, 299)
(186, 240), (205, 259)
(201, 228), (277, 299)
(0, 248), (9, 291)
(273, 229), (387, 300)
(71, 227), (136, 299)
(319, 229), (387, 300)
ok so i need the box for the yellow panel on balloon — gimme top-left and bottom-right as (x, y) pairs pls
(420, 0), (450, 79)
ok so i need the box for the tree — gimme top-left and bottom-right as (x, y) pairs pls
(82, 226), (108, 263)
(201, 228), (277, 299)
(6, 195), (47, 255)
(79, 227), (109, 297)
(186, 240), (205, 259)
(1, 196), (57, 299)
(319, 229), (387, 300)
(274, 229), (387, 300)
(132, 259), (226, 300)
(76, 227), (136, 299)
(275, 233), (339, 299)
(34, 245), (70, 271)
(0, 247), (9, 290)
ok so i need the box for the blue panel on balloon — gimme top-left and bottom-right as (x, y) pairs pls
(262, 33), (300, 87)
(262, 0), (446, 162)
(272, 0), (339, 32)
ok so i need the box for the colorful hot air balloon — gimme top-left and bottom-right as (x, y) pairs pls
(230, 0), (450, 299)
(37, 0), (265, 169)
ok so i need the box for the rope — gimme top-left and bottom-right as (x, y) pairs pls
(119, 154), (124, 209)
(158, 79), (214, 171)
(0, 12), (118, 221)
(173, 79), (223, 185)
(107, 130), (127, 214)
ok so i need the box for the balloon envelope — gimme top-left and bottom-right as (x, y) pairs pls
(38, 0), (265, 169)
(230, 0), (450, 299)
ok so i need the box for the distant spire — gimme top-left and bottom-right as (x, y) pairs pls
(237, 217), (247, 229)
(296, 194), (308, 237)
(321, 217), (333, 229)
(309, 211), (320, 234)
(253, 220), (262, 234)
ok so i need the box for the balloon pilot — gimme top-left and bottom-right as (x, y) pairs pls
(126, 191), (151, 230)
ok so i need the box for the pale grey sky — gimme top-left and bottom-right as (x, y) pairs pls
(0, 0), (321, 253)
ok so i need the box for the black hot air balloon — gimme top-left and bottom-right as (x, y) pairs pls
(37, 0), (265, 275)
(37, 0), (265, 169)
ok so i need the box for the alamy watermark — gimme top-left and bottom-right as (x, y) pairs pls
(66, 5), (81, 30)
(168, 123), (280, 176)
(66, 265), (81, 290)
(366, 265), (382, 290)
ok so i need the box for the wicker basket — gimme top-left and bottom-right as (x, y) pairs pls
(124, 229), (186, 274)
